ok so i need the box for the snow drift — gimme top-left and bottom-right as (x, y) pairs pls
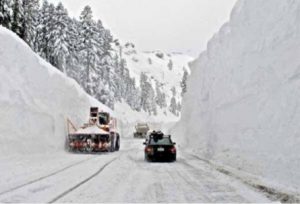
(0, 26), (110, 157)
(175, 0), (300, 192)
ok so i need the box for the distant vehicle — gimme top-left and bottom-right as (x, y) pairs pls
(143, 131), (176, 162)
(134, 123), (149, 138)
(67, 107), (120, 153)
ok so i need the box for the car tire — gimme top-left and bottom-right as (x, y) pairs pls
(145, 155), (150, 162)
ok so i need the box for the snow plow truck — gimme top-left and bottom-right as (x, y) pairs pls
(67, 107), (120, 153)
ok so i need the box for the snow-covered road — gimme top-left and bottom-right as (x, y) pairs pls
(0, 139), (270, 203)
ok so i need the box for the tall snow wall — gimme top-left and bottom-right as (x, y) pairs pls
(175, 0), (300, 191)
(0, 27), (110, 156)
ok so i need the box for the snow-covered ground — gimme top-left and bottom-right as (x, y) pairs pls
(174, 0), (300, 196)
(0, 138), (271, 203)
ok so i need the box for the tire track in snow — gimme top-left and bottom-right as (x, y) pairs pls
(181, 151), (287, 202)
(0, 156), (97, 196)
(48, 157), (119, 203)
(165, 158), (214, 202)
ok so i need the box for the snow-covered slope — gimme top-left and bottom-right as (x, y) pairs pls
(122, 43), (193, 116)
(175, 0), (300, 192)
(0, 26), (110, 157)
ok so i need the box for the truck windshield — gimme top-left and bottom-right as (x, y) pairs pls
(99, 113), (109, 125)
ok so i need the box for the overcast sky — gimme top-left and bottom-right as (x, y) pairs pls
(48, 0), (237, 57)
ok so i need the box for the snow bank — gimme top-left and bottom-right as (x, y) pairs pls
(175, 0), (300, 192)
(0, 26), (110, 157)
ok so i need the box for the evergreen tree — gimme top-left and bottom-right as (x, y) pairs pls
(168, 59), (173, 71)
(169, 97), (177, 115)
(155, 80), (167, 109)
(140, 72), (157, 115)
(36, 0), (51, 59)
(0, 0), (12, 29)
(79, 5), (100, 94)
(65, 17), (81, 81)
(11, 0), (24, 37)
(169, 86), (178, 115)
(181, 68), (188, 96)
(43, 3), (57, 64)
(23, 0), (39, 49)
(52, 2), (70, 73)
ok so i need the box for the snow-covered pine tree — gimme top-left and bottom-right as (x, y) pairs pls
(169, 86), (178, 115)
(123, 68), (133, 104)
(11, 0), (24, 37)
(96, 54), (116, 109)
(65, 17), (81, 81)
(120, 59), (128, 99)
(78, 5), (100, 95)
(22, 0), (39, 50)
(125, 78), (137, 109)
(155, 80), (167, 109)
(168, 59), (173, 71)
(181, 67), (188, 96)
(95, 19), (118, 109)
(111, 54), (123, 103)
(140, 72), (157, 115)
(148, 85), (157, 115)
(132, 87), (142, 112)
(0, 0), (12, 29)
(140, 72), (148, 112)
(100, 22), (113, 54)
(52, 2), (70, 73)
(35, 0), (50, 59)
(95, 86), (111, 109)
(169, 97), (177, 116)
(44, 3), (57, 65)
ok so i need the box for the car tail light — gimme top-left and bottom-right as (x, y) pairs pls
(170, 147), (176, 154)
(145, 147), (153, 153)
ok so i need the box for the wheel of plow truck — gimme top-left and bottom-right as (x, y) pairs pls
(115, 134), (120, 151)
(110, 135), (115, 152)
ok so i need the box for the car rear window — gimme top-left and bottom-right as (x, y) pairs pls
(149, 137), (172, 145)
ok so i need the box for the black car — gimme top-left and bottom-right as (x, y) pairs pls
(143, 131), (176, 162)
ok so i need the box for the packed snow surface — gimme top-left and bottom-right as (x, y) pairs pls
(0, 139), (271, 203)
(175, 0), (300, 193)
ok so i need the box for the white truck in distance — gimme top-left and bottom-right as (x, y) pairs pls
(133, 123), (150, 139)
